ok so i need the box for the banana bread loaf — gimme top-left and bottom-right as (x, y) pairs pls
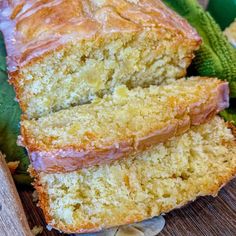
(0, 0), (201, 118)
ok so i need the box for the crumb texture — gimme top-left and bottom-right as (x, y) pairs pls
(35, 117), (236, 233)
(0, 0), (201, 118)
(21, 77), (225, 151)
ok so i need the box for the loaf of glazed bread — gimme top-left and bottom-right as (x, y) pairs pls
(32, 117), (236, 233)
(0, 0), (201, 118)
(20, 77), (229, 173)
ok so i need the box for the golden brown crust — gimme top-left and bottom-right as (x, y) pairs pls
(36, 173), (236, 234)
(227, 122), (236, 137)
(30, 167), (103, 233)
(30, 130), (236, 234)
(0, 0), (201, 73)
(0, 0), (202, 118)
(30, 171), (53, 231)
(20, 79), (229, 173)
(32, 167), (153, 233)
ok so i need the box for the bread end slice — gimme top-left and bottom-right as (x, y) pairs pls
(30, 117), (236, 234)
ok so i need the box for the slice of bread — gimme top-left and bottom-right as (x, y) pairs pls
(20, 77), (229, 173)
(31, 117), (236, 233)
(0, 0), (201, 118)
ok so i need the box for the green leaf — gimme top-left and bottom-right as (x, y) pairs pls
(163, 0), (236, 97)
(0, 56), (6, 72)
(163, 0), (236, 125)
(0, 33), (30, 185)
(220, 109), (236, 124)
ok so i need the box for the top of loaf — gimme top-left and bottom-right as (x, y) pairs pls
(0, 0), (201, 72)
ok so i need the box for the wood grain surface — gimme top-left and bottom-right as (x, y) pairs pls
(0, 154), (32, 236)
(18, 179), (236, 236)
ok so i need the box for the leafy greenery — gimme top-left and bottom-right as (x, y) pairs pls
(163, 0), (236, 97)
(220, 100), (236, 124)
(0, 33), (31, 185)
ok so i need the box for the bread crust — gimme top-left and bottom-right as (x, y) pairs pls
(30, 124), (236, 234)
(21, 80), (229, 173)
(0, 0), (201, 73)
(34, 167), (236, 234)
(0, 0), (201, 116)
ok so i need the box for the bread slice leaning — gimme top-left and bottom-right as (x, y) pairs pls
(31, 117), (236, 234)
(20, 77), (229, 173)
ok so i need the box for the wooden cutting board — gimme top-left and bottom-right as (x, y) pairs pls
(0, 154), (32, 236)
